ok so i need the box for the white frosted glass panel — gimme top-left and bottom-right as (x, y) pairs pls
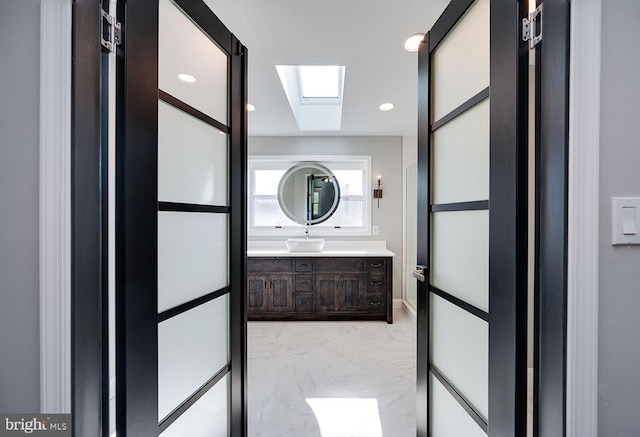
(431, 210), (488, 311)
(432, 99), (489, 204)
(159, 0), (228, 124)
(430, 373), (487, 437)
(160, 374), (229, 437)
(432, 0), (489, 121)
(158, 212), (228, 312)
(158, 296), (229, 419)
(430, 294), (488, 420)
(158, 101), (228, 206)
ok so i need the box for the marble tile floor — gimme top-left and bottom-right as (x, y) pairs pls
(248, 307), (417, 437)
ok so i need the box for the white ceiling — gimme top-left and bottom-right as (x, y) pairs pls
(203, 0), (450, 136)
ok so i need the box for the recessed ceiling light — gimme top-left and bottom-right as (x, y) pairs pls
(379, 103), (395, 112)
(177, 73), (197, 83)
(403, 33), (425, 52)
(247, 103), (256, 112)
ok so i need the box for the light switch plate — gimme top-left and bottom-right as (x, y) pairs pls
(612, 197), (640, 245)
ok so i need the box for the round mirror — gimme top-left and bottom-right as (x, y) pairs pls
(277, 162), (341, 225)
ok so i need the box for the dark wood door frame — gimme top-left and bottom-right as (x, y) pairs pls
(534, 0), (570, 435)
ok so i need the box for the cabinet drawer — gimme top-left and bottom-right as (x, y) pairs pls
(295, 294), (313, 312)
(365, 258), (386, 274)
(367, 276), (386, 293)
(248, 259), (292, 273)
(366, 294), (386, 312)
(295, 259), (313, 272)
(315, 258), (363, 273)
(295, 275), (313, 292)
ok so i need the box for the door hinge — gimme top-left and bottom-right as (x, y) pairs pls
(522, 3), (543, 49)
(101, 9), (121, 53)
(235, 40), (244, 56)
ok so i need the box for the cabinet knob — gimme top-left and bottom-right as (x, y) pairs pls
(370, 300), (382, 306)
(370, 263), (382, 267)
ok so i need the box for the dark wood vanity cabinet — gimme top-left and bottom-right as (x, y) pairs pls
(247, 257), (393, 323)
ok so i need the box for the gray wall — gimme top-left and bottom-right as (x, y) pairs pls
(249, 136), (404, 299)
(0, 0), (42, 412)
(598, 1), (640, 435)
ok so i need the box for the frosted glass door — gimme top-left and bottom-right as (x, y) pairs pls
(417, 0), (529, 436)
(157, 1), (235, 435)
(416, 0), (530, 434)
(116, 0), (246, 435)
(422, 0), (491, 435)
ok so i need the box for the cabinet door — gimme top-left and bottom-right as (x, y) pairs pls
(247, 275), (268, 312)
(269, 275), (294, 312)
(340, 275), (366, 311)
(315, 274), (339, 311)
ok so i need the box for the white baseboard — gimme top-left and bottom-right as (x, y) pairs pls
(397, 298), (417, 319)
(39, 0), (72, 414)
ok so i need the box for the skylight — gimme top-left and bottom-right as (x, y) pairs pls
(276, 65), (346, 131)
(299, 66), (341, 98)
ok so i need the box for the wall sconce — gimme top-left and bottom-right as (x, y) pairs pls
(373, 175), (383, 208)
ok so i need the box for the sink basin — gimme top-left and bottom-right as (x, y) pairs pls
(285, 238), (325, 252)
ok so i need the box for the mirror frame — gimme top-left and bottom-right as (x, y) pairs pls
(277, 162), (341, 225)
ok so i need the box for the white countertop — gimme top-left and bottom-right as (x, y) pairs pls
(247, 240), (395, 257)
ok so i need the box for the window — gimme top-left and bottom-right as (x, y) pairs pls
(248, 156), (371, 236)
(299, 66), (341, 99)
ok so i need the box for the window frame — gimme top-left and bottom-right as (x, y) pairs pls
(248, 155), (372, 237)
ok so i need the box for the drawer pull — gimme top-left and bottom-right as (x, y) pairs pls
(300, 301), (308, 305)
(370, 263), (382, 267)
(370, 300), (382, 306)
(300, 281), (309, 285)
(370, 281), (383, 285)
(300, 263), (308, 267)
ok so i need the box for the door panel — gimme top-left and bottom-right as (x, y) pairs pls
(315, 275), (339, 311)
(159, 374), (229, 437)
(270, 275), (293, 311)
(157, 211), (229, 312)
(432, 98), (489, 204)
(431, 0), (489, 121)
(158, 295), (229, 418)
(156, 0), (233, 430)
(248, 276), (267, 311)
(116, 0), (247, 435)
(158, 0), (228, 124)
(417, 0), (529, 436)
(430, 294), (488, 419)
(158, 101), (228, 206)
(431, 210), (489, 311)
(430, 373), (486, 437)
(341, 276), (365, 310)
